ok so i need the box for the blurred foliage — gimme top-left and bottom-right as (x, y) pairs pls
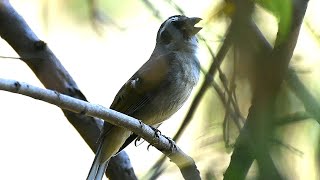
(65, 0), (90, 20)
(64, 0), (141, 21)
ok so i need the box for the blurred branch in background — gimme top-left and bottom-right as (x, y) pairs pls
(305, 20), (320, 47)
(224, 0), (310, 179)
(286, 68), (320, 123)
(87, 0), (125, 35)
(141, 0), (163, 19)
(275, 111), (313, 126)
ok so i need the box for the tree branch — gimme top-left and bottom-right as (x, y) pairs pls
(286, 68), (320, 123)
(0, 78), (201, 180)
(224, 0), (309, 179)
(0, 0), (136, 179)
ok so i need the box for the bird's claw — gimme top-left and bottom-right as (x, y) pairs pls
(163, 135), (177, 152)
(149, 125), (161, 138)
(139, 120), (143, 128)
(146, 126), (162, 150)
(145, 126), (176, 152)
(134, 137), (142, 147)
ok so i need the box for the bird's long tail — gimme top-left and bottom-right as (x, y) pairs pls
(86, 134), (109, 180)
(87, 126), (132, 180)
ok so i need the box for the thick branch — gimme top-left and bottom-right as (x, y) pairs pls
(0, 0), (99, 148)
(0, 0), (135, 179)
(0, 78), (201, 180)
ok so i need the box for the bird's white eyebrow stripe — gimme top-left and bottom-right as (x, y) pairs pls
(170, 17), (179, 21)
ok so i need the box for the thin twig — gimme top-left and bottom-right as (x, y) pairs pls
(218, 66), (242, 130)
(87, 0), (125, 35)
(0, 55), (22, 60)
(270, 138), (304, 157)
(141, 0), (163, 20)
(275, 111), (313, 126)
(164, 0), (185, 15)
(304, 20), (320, 47)
(286, 68), (320, 124)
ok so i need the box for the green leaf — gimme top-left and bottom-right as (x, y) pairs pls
(256, 0), (293, 44)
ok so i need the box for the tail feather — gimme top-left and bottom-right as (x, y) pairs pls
(87, 127), (132, 180)
(87, 136), (109, 180)
(93, 160), (109, 180)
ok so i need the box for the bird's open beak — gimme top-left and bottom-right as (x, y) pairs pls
(187, 17), (202, 35)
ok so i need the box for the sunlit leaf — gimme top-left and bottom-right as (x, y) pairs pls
(255, 0), (293, 44)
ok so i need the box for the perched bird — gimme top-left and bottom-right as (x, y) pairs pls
(87, 15), (202, 180)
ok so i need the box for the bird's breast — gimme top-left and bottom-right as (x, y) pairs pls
(143, 53), (200, 125)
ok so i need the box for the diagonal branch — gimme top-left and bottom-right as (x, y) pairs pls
(286, 68), (320, 123)
(0, 78), (201, 180)
(0, 0), (135, 179)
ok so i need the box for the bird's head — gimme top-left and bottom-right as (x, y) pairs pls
(156, 15), (202, 51)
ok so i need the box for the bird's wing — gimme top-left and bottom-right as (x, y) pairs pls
(110, 52), (175, 115)
(109, 53), (176, 152)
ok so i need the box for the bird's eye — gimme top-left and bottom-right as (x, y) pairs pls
(172, 20), (185, 29)
(160, 29), (172, 44)
(172, 20), (189, 38)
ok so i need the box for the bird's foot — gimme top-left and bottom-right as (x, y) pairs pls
(134, 137), (143, 147)
(162, 135), (177, 152)
(149, 125), (162, 138)
(147, 126), (162, 150)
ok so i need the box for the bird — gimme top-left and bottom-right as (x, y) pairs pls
(87, 15), (202, 180)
